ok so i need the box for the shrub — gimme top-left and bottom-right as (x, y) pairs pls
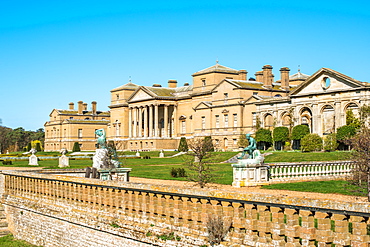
(2, 160), (12, 165)
(170, 167), (186, 178)
(35, 142), (42, 152)
(337, 125), (356, 141)
(300, 133), (323, 152)
(323, 133), (338, 152)
(273, 127), (289, 151)
(178, 137), (188, 152)
(206, 215), (231, 245)
(72, 142), (81, 152)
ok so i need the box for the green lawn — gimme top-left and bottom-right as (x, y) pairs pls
(264, 151), (352, 163)
(0, 150), (364, 196)
(0, 234), (41, 247)
(262, 180), (366, 197)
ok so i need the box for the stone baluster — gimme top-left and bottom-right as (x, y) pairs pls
(285, 208), (300, 246)
(315, 212), (334, 246)
(256, 205), (272, 244)
(173, 196), (183, 228)
(299, 210), (316, 246)
(244, 204), (258, 246)
(332, 214), (350, 246)
(230, 203), (245, 244)
(270, 206), (286, 246)
(350, 215), (370, 245)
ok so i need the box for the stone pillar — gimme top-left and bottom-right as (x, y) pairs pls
(299, 210), (316, 246)
(138, 107), (143, 137)
(128, 107), (132, 138)
(312, 104), (319, 134)
(164, 104), (168, 137)
(173, 105), (178, 137)
(149, 105), (153, 137)
(154, 104), (159, 137)
(144, 106), (148, 137)
(285, 208), (300, 245)
(315, 212), (333, 246)
(133, 107), (137, 137)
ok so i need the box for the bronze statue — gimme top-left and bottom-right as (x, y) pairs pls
(238, 134), (257, 159)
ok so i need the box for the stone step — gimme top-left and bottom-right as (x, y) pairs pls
(0, 229), (11, 237)
(0, 222), (8, 227)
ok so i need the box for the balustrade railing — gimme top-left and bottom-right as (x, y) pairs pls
(2, 171), (370, 246)
(269, 160), (353, 181)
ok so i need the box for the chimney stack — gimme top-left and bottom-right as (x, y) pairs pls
(255, 71), (263, 82)
(83, 103), (88, 111)
(168, 80), (177, 88)
(280, 67), (290, 90)
(92, 101), (97, 115)
(238, 70), (247, 80)
(69, 102), (74, 110)
(262, 65), (273, 88)
(78, 101), (83, 114)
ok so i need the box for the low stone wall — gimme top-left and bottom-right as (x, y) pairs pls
(1, 170), (370, 246)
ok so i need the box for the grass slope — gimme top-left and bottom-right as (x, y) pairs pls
(0, 234), (41, 247)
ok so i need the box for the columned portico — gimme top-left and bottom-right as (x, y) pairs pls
(127, 103), (176, 140)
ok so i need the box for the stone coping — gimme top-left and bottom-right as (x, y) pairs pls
(1, 169), (369, 214)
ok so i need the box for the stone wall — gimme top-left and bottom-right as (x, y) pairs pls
(1, 170), (370, 246)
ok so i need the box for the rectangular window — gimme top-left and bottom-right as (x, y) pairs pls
(202, 116), (206, 129)
(64, 129), (67, 137)
(233, 139), (237, 145)
(224, 114), (229, 128)
(224, 93), (228, 104)
(233, 114), (237, 127)
(215, 115), (220, 128)
(78, 129), (82, 139)
(182, 121), (186, 133)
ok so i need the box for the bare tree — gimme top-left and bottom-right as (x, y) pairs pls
(206, 214), (231, 245)
(347, 127), (370, 201)
(185, 137), (217, 188)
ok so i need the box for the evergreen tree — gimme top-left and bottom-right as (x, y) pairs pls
(300, 133), (323, 152)
(346, 109), (361, 129)
(27, 142), (32, 152)
(255, 129), (272, 150)
(237, 133), (249, 148)
(72, 142), (81, 152)
(178, 137), (189, 152)
(273, 127), (289, 151)
(291, 125), (310, 150)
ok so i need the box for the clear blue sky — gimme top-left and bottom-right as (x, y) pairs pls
(1, 0), (369, 130)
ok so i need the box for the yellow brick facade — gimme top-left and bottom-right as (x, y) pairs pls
(108, 63), (298, 151)
(44, 101), (110, 151)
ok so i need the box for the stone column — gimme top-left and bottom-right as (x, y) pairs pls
(173, 105), (177, 137)
(154, 104), (159, 137)
(138, 107), (143, 137)
(164, 104), (168, 137)
(133, 107), (137, 137)
(312, 103), (319, 134)
(149, 105), (153, 137)
(144, 106), (148, 137)
(128, 107), (132, 138)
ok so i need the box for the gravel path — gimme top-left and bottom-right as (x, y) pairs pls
(130, 177), (368, 203)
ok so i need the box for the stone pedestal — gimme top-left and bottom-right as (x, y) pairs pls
(231, 150), (269, 187)
(93, 149), (108, 169)
(99, 168), (132, 181)
(159, 150), (164, 158)
(58, 155), (69, 168)
(28, 154), (38, 166)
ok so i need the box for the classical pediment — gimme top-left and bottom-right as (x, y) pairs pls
(290, 68), (366, 97)
(194, 101), (212, 110)
(128, 88), (154, 102)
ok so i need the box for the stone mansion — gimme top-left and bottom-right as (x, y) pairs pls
(44, 63), (369, 151)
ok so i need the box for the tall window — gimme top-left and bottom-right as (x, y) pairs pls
(233, 114), (237, 127)
(181, 121), (186, 133)
(224, 114), (229, 128)
(78, 129), (82, 139)
(202, 79), (206, 87)
(224, 93), (228, 104)
(201, 116), (206, 129)
(64, 129), (67, 137)
(215, 115), (220, 128)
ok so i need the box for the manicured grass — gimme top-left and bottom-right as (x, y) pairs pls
(262, 180), (366, 197)
(0, 234), (41, 247)
(264, 151), (352, 163)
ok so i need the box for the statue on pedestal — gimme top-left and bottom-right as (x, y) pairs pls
(232, 133), (268, 187)
(92, 129), (120, 169)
